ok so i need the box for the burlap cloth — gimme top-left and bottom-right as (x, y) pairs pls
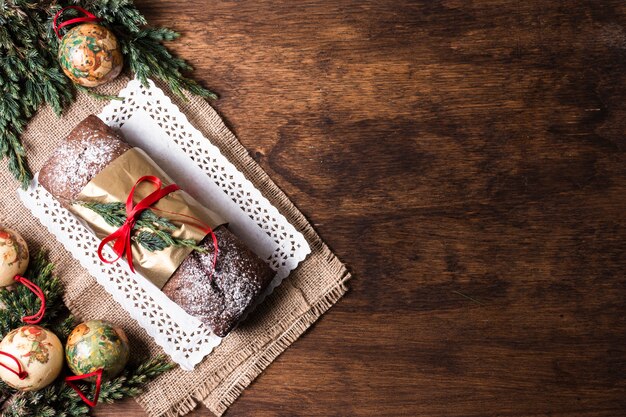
(0, 77), (350, 417)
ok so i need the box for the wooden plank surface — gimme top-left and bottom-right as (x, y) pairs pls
(95, 1), (626, 416)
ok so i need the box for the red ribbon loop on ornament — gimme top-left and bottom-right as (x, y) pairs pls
(65, 368), (103, 408)
(53, 6), (102, 40)
(96, 175), (219, 280)
(14, 275), (46, 325)
(0, 351), (28, 380)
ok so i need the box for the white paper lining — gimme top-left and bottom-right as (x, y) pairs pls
(18, 79), (311, 370)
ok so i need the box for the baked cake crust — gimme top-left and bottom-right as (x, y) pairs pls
(39, 115), (274, 337)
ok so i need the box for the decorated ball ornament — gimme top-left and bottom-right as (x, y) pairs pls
(54, 6), (123, 87)
(0, 227), (29, 287)
(0, 325), (64, 391)
(65, 320), (130, 381)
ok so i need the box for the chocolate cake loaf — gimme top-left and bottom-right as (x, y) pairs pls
(39, 115), (274, 337)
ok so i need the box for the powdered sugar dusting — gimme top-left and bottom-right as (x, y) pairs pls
(163, 227), (273, 337)
(39, 117), (130, 202)
(47, 134), (120, 196)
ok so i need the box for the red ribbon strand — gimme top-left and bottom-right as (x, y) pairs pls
(53, 6), (102, 40)
(0, 276), (46, 381)
(65, 368), (103, 407)
(96, 175), (219, 280)
(0, 351), (28, 380)
(14, 275), (46, 324)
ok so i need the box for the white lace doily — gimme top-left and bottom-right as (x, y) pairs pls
(18, 79), (310, 370)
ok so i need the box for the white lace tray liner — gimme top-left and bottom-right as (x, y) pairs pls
(18, 79), (311, 370)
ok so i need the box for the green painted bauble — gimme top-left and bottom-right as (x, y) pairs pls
(65, 320), (129, 381)
(58, 23), (123, 87)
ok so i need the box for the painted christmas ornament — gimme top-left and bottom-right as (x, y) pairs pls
(58, 23), (123, 87)
(65, 320), (130, 381)
(0, 227), (29, 287)
(0, 325), (64, 391)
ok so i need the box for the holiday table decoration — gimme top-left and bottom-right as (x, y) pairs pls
(66, 320), (130, 381)
(0, 0), (217, 189)
(0, 325), (64, 391)
(0, 228), (29, 287)
(0, 251), (176, 416)
(55, 7), (124, 87)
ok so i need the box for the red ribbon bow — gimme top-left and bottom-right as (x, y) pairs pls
(97, 175), (218, 279)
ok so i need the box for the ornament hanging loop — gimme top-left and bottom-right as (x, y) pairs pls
(53, 6), (102, 40)
(65, 368), (103, 407)
(13, 275), (46, 324)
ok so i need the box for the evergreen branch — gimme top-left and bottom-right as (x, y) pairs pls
(96, 355), (175, 403)
(135, 230), (205, 253)
(119, 29), (218, 100)
(76, 201), (126, 228)
(6, 142), (32, 190)
(0, 355), (174, 416)
(1, 0), (217, 189)
(51, 314), (77, 340)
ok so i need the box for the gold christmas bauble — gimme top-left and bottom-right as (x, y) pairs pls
(0, 326), (64, 391)
(0, 227), (29, 287)
(58, 23), (123, 87)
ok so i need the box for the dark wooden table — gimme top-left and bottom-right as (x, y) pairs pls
(95, 1), (626, 416)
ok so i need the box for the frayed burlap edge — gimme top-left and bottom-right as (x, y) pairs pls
(156, 278), (349, 417)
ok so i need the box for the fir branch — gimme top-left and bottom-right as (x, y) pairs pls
(0, 380), (14, 411)
(96, 354), (175, 403)
(51, 314), (77, 340)
(51, 355), (176, 410)
(135, 230), (204, 253)
(119, 28), (218, 100)
(1, 0), (217, 189)
(0, 355), (174, 416)
(76, 201), (206, 253)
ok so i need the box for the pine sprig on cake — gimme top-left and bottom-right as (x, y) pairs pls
(0, 0), (216, 189)
(0, 252), (176, 416)
(77, 200), (207, 253)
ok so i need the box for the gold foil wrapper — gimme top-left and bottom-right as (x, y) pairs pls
(69, 148), (225, 289)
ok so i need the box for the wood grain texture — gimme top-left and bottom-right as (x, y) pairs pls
(93, 1), (626, 416)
